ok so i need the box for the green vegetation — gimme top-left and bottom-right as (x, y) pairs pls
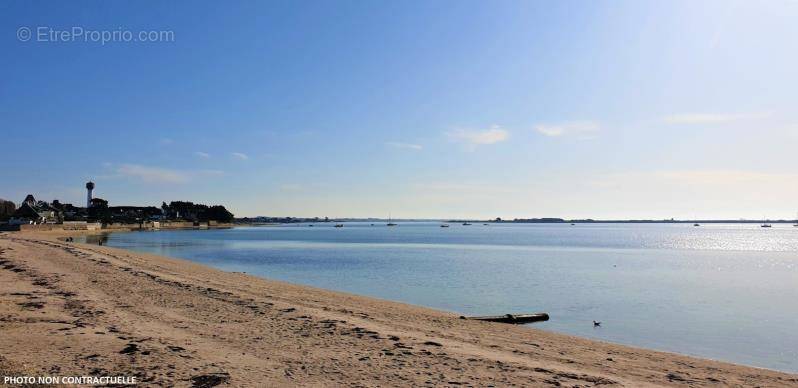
(161, 201), (234, 223)
(0, 199), (15, 221)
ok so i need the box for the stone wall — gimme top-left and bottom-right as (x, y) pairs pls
(18, 222), (101, 232)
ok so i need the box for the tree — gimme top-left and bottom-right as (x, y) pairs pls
(0, 199), (15, 221)
(90, 198), (108, 208)
(204, 205), (234, 223)
(162, 201), (234, 222)
(88, 198), (111, 224)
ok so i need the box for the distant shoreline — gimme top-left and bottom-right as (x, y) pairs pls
(491, 219), (798, 224)
(234, 218), (798, 225)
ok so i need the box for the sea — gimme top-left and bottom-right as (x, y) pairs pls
(80, 222), (798, 372)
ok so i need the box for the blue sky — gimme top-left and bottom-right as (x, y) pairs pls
(2, 1), (798, 219)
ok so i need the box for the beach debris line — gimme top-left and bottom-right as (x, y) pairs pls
(460, 313), (549, 324)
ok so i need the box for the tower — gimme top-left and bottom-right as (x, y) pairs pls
(86, 181), (95, 208)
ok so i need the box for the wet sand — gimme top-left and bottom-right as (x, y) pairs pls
(1, 232), (796, 387)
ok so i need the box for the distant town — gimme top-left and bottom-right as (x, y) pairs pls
(0, 181), (234, 231)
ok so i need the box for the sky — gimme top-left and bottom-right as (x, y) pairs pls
(2, 0), (798, 220)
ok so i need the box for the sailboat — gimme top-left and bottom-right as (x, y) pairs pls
(761, 216), (772, 228)
(793, 212), (798, 227)
(386, 213), (397, 226)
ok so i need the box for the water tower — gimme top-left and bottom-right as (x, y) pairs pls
(86, 181), (95, 208)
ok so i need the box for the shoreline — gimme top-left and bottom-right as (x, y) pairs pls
(64, 227), (792, 369)
(1, 231), (796, 387)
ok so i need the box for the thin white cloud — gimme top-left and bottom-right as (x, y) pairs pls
(279, 184), (303, 192)
(231, 152), (249, 160)
(117, 164), (189, 184)
(663, 112), (771, 124)
(113, 164), (224, 184)
(194, 151), (210, 159)
(446, 125), (509, 150)
(386, 141), (423, 151)
(535, 121), (600, 138)
(591, 169), (798, 190)
(411, 181), (517, 196)
(657, 170), (798, 186)
(197, 169), (224, 176)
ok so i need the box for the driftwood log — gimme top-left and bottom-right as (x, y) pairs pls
(460, 313), (549, 324)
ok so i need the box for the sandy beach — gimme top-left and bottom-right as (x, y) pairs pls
(1, 231), (796, 387)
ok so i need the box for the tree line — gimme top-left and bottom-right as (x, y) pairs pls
(161, 201), (234, 223)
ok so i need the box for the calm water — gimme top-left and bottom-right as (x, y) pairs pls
(86, 223), (798, 372)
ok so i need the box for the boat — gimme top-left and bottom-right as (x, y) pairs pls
(794, 212), (798, 227)
(334, 224), (344, 228)
(761, 217), (772, 228)
(462, 222), (472, 226)
(386, 213), (397, 227)
(440, 224), (449, 228)
(694, 223), (700, 227)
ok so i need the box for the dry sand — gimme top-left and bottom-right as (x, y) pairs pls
(1, 231), (796, 387)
